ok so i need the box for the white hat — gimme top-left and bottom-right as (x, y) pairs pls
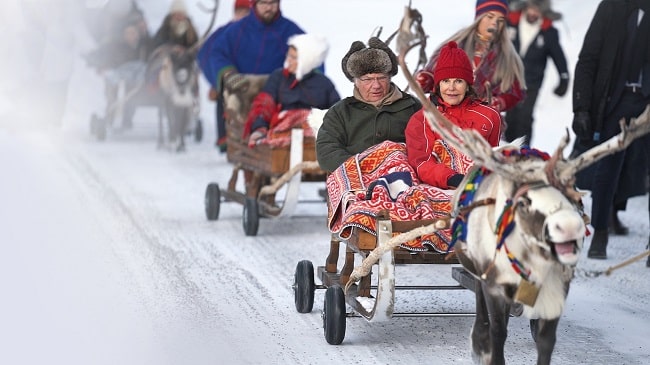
(287, 34), (329, 81)
(169, 0), (188, 14)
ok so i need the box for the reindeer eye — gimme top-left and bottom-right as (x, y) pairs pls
(516, 196), (531, 209)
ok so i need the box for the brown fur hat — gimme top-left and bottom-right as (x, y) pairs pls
(341, 37), (398, 81)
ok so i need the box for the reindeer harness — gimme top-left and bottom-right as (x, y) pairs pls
(451, 147), (553, 302)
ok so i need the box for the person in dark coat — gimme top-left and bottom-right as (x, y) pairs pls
(504, 0), (569, 144)
(316, 37), (422, 172)
(197, 0), (251, 150)
(244, 34), (340, 147)
(572, 0), (650, 259)
(205, 0), (307, 152)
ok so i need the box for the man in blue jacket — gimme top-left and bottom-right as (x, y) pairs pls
(202, 0), (306, 152)
(197, 0), (250, 150)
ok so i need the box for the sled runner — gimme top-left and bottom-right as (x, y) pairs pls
(203, 74), (328, 236)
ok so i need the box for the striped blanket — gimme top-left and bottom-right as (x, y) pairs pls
(326, 140), (473, 252)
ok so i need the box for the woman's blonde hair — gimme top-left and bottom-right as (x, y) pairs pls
(443, 15), (526, 92)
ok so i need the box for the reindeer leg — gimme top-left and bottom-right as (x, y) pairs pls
(471, 283), (492, 364)
(533, 318), (559, 365)
(483, 284), (510, 365)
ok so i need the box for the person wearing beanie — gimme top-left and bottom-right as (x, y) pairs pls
(202, 0), (305, 152)
(504, 0), (568, 145)
(244, 34), (341, 147)
(415, 0), (526, 115)
(315, 37), (421, 172)
(149, 0), (198, 52)
(406, 41), (502, 189)
(197, 0), (252, 151)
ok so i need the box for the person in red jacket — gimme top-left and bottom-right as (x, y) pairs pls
(406, 41), (502, 189)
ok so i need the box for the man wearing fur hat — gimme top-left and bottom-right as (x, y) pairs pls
(316, 37), (421, 172)
(206, 0), (306, 151)
(504, 0), (569, 145)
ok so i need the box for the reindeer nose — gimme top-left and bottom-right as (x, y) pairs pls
(546, 210), (586, 242)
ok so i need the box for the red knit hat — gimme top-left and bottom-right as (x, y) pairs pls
(235, 0), (249, 9)
(475, 0), (509, 18)
(433, 41), (474, 86)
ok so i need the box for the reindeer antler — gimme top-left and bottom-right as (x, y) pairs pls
(557, 105), (650, 183)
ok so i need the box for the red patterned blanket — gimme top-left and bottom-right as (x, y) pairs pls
(326, 140), (473, 252)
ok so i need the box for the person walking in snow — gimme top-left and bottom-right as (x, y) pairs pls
(244, 34), (340, 148)
(415, 0), (526, 116)
(571, 0), (650, 260)
(206, 0), (307, 152)
(197, 0), (251, 151)
(504, 0), (569, 145)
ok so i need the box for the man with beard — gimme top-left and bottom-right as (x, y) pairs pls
(206, 0), (308, 151)
(504, 0), (568, 145)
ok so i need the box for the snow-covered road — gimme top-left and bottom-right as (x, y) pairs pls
(1, 118), (648, 364)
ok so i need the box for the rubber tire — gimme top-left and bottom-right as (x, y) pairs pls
(204, 183), (221, 221)
(242, 197), (259, 236)
(194, 118), (203, 143)
(323, 286), (346, 345)
(294, 260), (315, 313)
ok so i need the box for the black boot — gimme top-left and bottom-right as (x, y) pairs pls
(608, 210), (629, 235)
(588, 229), (608, 259)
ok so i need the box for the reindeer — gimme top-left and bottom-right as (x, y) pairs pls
(146, 0), (219, 151)
(343, 4), (650, 365)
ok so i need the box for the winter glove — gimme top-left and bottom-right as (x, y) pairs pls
(572, 111), (592, 141)
(208, 87), (218, 101)
(489, 96), (505, 112)
(223, 71), (249, 92)
(415, 70), (435, 93)
(554, 73), (569, 97)
(447, 174), (465, 189)
(247, 127), (268, 148)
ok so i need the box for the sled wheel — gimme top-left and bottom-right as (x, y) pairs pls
(323, 286), (346, 345)
(194, 118), (203, 143)
(242, 197), (259, 236)
(293, 260), (315, 313)
(204, 183), (221, 221)
(530, 319), (538, 343)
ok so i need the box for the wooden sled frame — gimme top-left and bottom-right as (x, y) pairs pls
(203, 74), (327, 236)
(293, 210), (478, 345)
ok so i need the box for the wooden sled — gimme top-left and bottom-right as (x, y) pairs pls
(203, 74), (327, 236)
(293, 210), (478, 345)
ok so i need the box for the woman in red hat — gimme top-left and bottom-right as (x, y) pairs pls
(406, 41), (502, 189)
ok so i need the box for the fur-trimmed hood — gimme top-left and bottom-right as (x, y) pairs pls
(286, 34), (329, 81)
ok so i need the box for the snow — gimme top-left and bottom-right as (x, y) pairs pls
(0, 0), (648, 364)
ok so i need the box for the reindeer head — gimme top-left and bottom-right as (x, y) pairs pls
(497, 173), (586, 267)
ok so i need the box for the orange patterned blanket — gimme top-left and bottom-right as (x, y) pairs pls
(326, 140), (473, 252)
